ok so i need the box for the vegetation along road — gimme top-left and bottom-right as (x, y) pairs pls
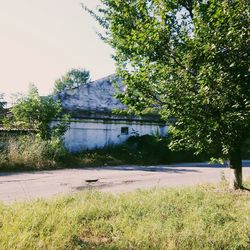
(1, 161), (250, 203)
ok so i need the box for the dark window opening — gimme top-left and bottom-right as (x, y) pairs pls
(121, 127), (129, 135)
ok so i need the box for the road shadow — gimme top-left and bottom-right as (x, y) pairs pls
(93, 166), (201, 173)
(0, 170), (60, 177)
(1, 160), (249, 176)
(0, 166), (200, 176)
(92, 160), (250, 173)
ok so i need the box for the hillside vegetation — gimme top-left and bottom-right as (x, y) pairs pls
(0, 134), (249, 171)
(0, 135), (210, 171)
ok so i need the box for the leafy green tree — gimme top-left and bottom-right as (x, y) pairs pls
(53, 68), (90, 94)
(5, 84), (69, 139)
(86, 0), (250, 189)
(0, 94), (6, 123)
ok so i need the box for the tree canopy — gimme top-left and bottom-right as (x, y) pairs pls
(86, 0), (250, 189)
(5, 84), (68, 139)
(0, 94), (6, 123)
(53, 68), (90, 94)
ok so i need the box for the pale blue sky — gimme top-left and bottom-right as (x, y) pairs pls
(0, 0), (115, 101)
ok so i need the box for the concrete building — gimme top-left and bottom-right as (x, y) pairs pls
(55, 75), (168, 152)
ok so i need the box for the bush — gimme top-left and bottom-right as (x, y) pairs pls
(127, 135), (209, 164)
(0, 135), (70, 170)
(242, 138), (250, 159)
(75, 135), (208, 167)
(125, 135), (170, 163)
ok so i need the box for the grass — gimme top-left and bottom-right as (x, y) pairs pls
(0, 135), (70, 171)
(0, 182), (249, 249)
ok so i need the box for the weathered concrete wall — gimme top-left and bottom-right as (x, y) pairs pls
(63, 119), (168, 152)
(57, 75), (125, 114)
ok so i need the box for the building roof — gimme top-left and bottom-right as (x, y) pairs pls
(55, 74), (163, 122)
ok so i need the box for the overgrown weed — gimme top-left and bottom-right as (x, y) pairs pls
(0, 135), (70, 170)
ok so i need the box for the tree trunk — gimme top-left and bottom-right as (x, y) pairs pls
(229, 146), (242, 190)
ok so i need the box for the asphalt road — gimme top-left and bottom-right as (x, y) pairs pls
(0, 161), (250, 203)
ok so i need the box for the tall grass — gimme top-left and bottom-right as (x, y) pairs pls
(0, 183), (249, 249)
(0, 135), (69, 170)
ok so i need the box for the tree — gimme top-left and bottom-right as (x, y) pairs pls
(53, 68), (90, 94)
(5, 84), (69, 139)
(0, 94), (6, 123)
(85, 0), (250, 189)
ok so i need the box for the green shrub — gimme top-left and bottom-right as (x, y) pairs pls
(126, 135), (169, 163)
(0, 135), (69, 170)
(242, 139), (250, 159)
(75, 135), (209, 167)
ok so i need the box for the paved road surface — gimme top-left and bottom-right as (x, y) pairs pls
(0, 161), (250, 203)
